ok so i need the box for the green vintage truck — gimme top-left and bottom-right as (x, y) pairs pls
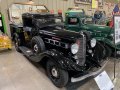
(65, 9), (118, 57)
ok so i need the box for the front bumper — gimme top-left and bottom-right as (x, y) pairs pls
(71, 59), (109, 83)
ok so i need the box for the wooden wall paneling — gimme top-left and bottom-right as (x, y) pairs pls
(63, 1), (68, 13)
(47, 0), (53, 11)
(39, 0), (47, 5)
(32, 0), (39, 4)
(56, 0), (60, 12)
(52, 0), (57, 13)
(38, 0), (42, 4)
(61, 0), (64, 14)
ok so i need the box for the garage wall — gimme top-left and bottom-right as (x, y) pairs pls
(0, 0), (115, 36)
(37, 0), (95, 16)
(0, 0), (29, 36)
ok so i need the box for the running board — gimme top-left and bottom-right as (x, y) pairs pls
(71, 60), (109, 83)
(19, 46), (41, 62)
(19, 46), (33, 57)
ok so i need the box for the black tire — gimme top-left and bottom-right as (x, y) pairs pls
(93, 42), (105, 61)
(104, 45), (112, 58)
(46, 60), (69, 88)
(31, 36), (45, 54)
(14, 33), (21, 52)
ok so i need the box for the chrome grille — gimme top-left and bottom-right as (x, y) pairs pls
(76, 36), (86, 66)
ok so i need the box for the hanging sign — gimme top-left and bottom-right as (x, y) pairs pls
(74, 0), (103, 6)
(114, 15), (120, 45)
(94, 71), (114, 90)
(92, 0), (98, 9)
(74, 0), (92, 4)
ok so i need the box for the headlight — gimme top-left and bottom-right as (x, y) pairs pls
(71, 43), (79, 54)
(110, 34), (114, 40)
(110, 34), (114, 37)
(55, 19), (62, 23)
(90, 38), (96, 48)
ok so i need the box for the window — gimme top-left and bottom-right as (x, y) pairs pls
(68, 17), (79, 25)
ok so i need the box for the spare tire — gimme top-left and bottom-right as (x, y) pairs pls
(46, 60), (69, 88)
(31, 36), (45, 54)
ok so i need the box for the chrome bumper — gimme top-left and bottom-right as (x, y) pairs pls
(71, 59), (109, 83)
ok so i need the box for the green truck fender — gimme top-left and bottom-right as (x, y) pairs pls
(94, 37), (120, 50)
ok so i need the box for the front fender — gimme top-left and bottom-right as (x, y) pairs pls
(40, 49), (70, 70)
(40, 49), (84, 71)
(95, 37), (120, 50)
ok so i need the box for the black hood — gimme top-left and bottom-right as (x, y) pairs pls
(39, 29), (82, 40)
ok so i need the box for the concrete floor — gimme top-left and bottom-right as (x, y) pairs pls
(0, 48), (120, 90)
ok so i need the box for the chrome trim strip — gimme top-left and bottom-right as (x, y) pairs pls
(44, 38), (68, 49)
(71, 60), (109, 83)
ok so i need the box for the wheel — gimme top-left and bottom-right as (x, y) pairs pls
(46, 60), (69, 88)
(14, 33), (21, 52)
(104, 45), (112, 58)
(31, 36), (45, 54)
(93, 42), (105, 61)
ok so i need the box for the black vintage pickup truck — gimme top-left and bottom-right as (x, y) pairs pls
(11, 12), (107, 88)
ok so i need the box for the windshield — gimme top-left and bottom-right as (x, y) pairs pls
(81, 17), (93, 24)
(68, 8), (84, 12)
(9, 3), (49, 24)
(34, 14), (63, 24)
(68, 17), (79, 25)
(68, 8), (85, 16)
(67, 17), (93, 25)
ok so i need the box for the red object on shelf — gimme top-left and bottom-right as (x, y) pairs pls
(109, 20), (113, 28)
(50, 10), (54, 14)
(58, 9), (62, 16)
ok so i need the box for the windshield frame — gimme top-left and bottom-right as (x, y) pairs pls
(13, 3), (49, 12)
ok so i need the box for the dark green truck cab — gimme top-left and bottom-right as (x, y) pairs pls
(65, 10), (119, 56)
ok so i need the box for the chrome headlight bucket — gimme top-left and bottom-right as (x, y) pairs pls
(90, 38), (96, 48)
(71, 43), (79, 54)
(110, 34), (114, 37)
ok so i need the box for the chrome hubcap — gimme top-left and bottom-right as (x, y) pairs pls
(16, 42), (18, 47)
(15, 39), (20, 47)
(51, 67), (58, 78)
(34, 44), (38, 52)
